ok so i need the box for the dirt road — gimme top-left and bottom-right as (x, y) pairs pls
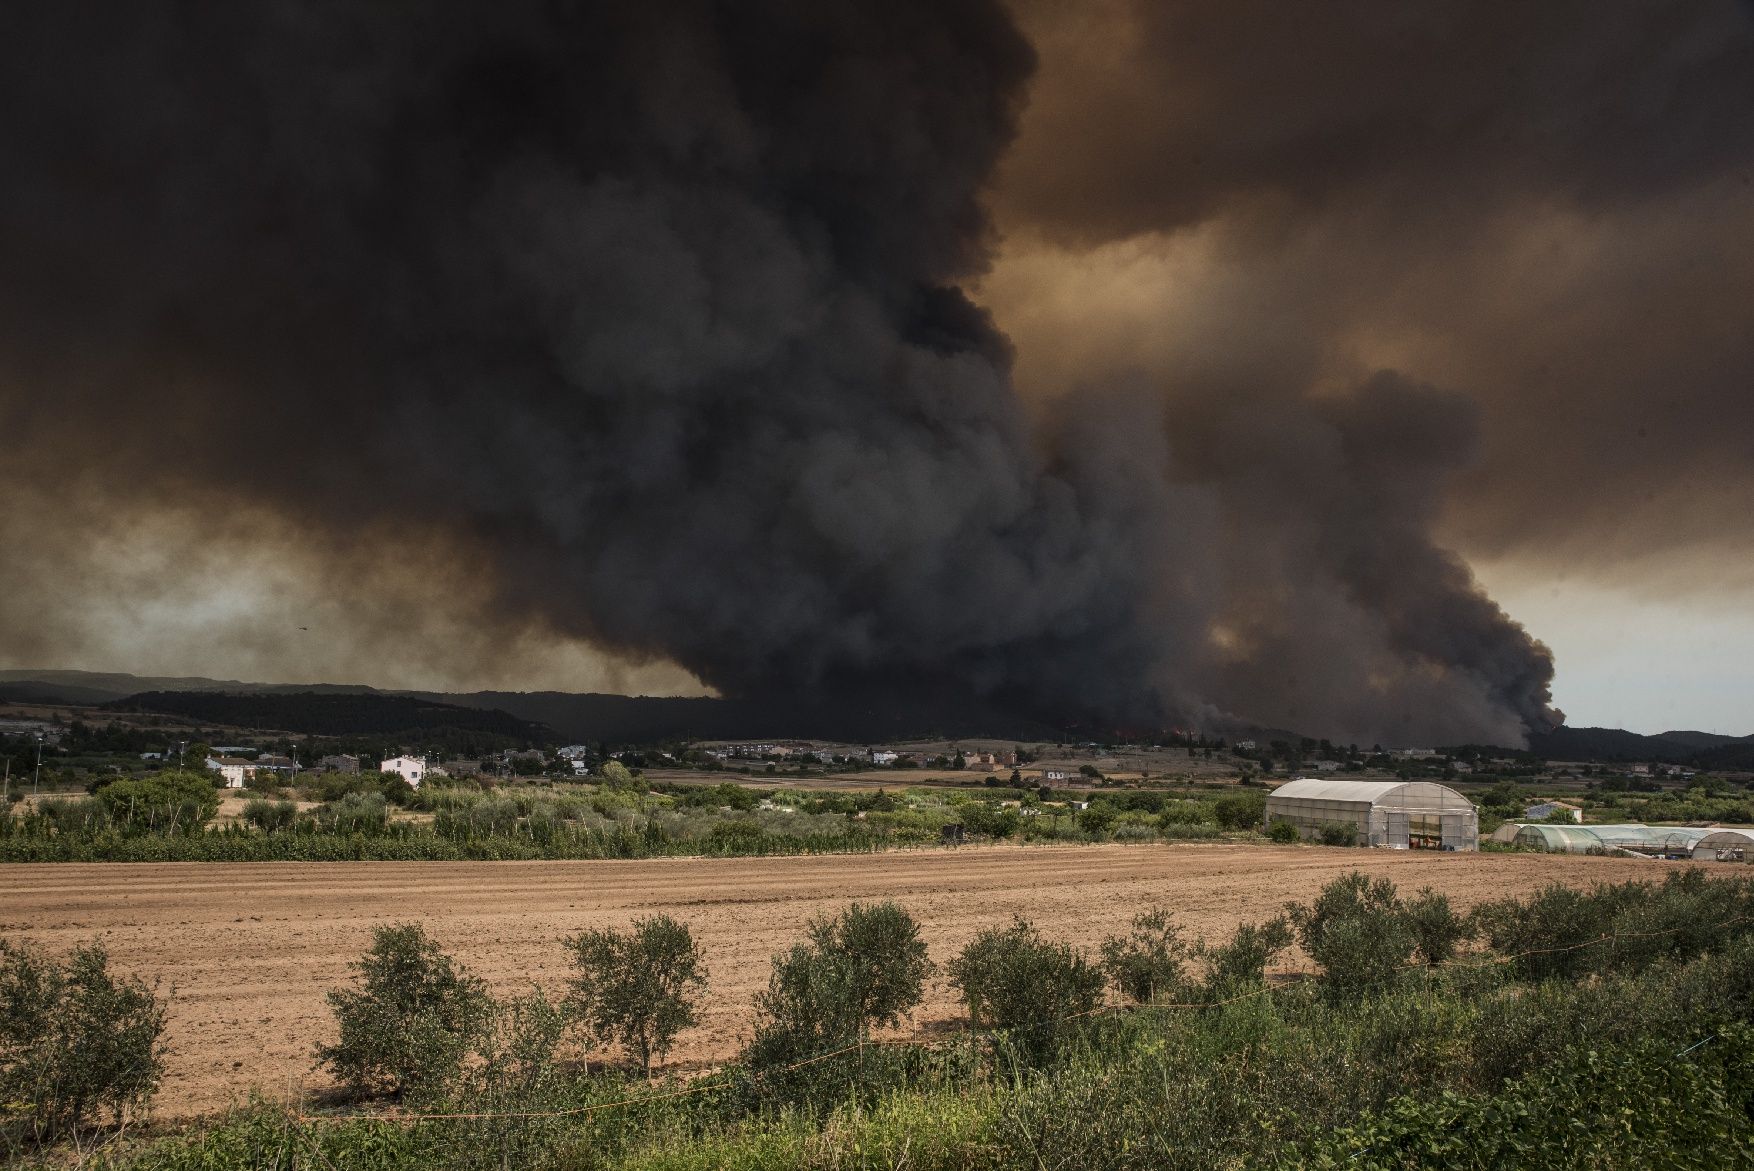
(0, 845), (1688, 1118)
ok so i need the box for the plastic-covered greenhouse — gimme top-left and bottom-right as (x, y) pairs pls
(1512, 824), (1611, 853)
(1263, 779), (1478, 849)
(1513, 823), (1716, 858)
(1692, 828), (1754, 862)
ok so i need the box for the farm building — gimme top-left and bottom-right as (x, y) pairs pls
(1691, 828), (1754, 862)
(1523, 800), (1582, 823)
(1263, 778), (1478, 850)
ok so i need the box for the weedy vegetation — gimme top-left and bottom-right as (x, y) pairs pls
(11, 869), (1753, 1170)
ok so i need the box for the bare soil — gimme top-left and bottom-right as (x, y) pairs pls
(0, 845), (1696, 1119)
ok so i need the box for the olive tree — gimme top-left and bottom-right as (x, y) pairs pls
(566, 915), (706, 1074)
(747, 901), (932, 1064)
(948, 918), (1104, 1061)
(1100, 907), (1191, 1004)
(0, 939), (166, 1145)
(317, 923), (490, 1100)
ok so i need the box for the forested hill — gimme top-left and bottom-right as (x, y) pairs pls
(1526, 726), (1754, 769)
(105, 691), (554, 743)
(405, 688), (1069, 745)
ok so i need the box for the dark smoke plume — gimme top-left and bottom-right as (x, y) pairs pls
(997, 0), (1754, 584)
(0, 1), (1560, 745)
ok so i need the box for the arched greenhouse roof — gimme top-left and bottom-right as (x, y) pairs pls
(1266, 779), (1469, 806)
(1514, 824), (1611, 852)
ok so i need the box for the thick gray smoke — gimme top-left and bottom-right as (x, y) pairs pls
(0, 2), (1560, 745)
(998, 0), (1754, 583)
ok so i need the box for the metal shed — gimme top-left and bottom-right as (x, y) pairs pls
(1263, 778), (1478, 850)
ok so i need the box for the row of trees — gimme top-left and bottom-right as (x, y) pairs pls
(9, 868), (1750, 1159)
(315, 874), (1467, 1111)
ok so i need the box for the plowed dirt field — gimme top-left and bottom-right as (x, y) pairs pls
(0, 845), (1690, 1118)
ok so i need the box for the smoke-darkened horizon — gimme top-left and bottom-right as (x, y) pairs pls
(34, 1), (1751, 745)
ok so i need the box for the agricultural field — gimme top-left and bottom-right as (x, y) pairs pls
(0, 842), (1691, 1120)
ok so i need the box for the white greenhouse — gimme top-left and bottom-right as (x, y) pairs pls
(1692, 828), (1754, 863)
(1263, 778), (1478, 850)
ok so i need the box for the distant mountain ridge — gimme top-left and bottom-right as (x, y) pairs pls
(102, 690), (553, 743)
(0, 669), (1066, 743)
(1526, 726), (1754, 769)
(4, 669), (1749, 756)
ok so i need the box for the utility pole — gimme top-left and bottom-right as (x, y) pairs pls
(33, 731), (44, 796)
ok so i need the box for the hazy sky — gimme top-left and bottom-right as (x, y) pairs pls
(2, 1), (1750, 739)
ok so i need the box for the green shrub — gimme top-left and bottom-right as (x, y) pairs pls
(378, 775), (417, 807)
(442, 987), (571, 1163)
(1157, 799), (1214, 827)
(1101, 907), (1190, 1004)
(599, 760), (640, 791)
(303, 772), (375, 803)
(948, 918), (1104, 1061)
(1160, 821), (1222, 841)
(241, 799), (297, 832)
(324, 792), (390, 836)
(316, 924), (490, 1101)
(1214, 792), (1265, 830)
(960, 802), (1021, 839)
(1322, 1025), (1754, 1170)
(743, 903), (933, 1107)
(94, 771), (220, 835)
(1473, 872), (1754, 984)
(0, 939), (166, 1145)
(1403, 888), (1472, 966)
(38, 797), (109, 836)
(1317, 820), (1359, 847)
(676, 782), (759, 811)
(1075, 805), (1117, 836)
(749, 902), (931, 1054)
(567, 915), (706, 1074)
(1473, 882), (1620, 981)
(703, 819), (767, 854)
(1267, 818), (1300, 843)
(1289, 872), (1415, 1002)
(1195, 916), (1293, 998)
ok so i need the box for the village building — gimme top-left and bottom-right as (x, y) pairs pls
(205, 756), (253, 789)
(379, 755), (427, 788)
(1523, 800), (1583, 823)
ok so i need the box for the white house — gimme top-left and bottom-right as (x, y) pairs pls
(869, 750), (899, 766)
(380, 755), (427, 788)
(206, 756), (253, 789)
